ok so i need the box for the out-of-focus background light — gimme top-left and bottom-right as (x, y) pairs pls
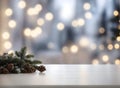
(0, 0), (120, 64)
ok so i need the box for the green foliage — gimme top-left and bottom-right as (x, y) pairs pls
(0, 47), (46, 74)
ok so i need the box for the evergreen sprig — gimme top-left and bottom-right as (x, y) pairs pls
(0, 47), (46, 74)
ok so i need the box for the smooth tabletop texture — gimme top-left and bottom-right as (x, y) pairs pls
(0, 65), (120, 88)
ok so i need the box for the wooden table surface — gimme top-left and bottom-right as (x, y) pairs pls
(0, 65), (120, 88)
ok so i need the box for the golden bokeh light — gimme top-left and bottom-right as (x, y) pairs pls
(2, 32), (10, 40)
(79, 37), (89, 47)
(70, 45), (78, 53)
(77, 18), (85, 26)
(117, 36), (120, 42)
(18, 0), (26, 9)
(31, 27), (42, 38)
(83, 3), (91, 10)
(24, 28), (31, 37)
(85, 12), (92, 19)
(8, 20), (16, 28)
(57, 22), (65, 31)
(114, 43), (119, 49)
(37, 18), (45, 26)
(5, 8), (13, 16)
(35, 4), (42, 12)
(92, 59), (99, 65)
(71, 20), (78, 27)
(45, 12), (54, 21)
(113, 10), (119, 16)
(115, 59), (120, 65)
(107, 44), (113, 50)
(4, 41), (12, 49)
(102, 55), (109, 62)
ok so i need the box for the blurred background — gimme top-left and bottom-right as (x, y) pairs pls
(0, 0), (120, 64)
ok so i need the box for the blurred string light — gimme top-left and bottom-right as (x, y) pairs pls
(24, 28), (31, 37)
(77, 18), (85, 26)
(116, 36), (120, 42)
(45, 12), (54, 21)
(27, 4), (42, 16)
(4, 41), (12, 50)
(71, 20), (78, 27)
(107, 44), (113, 50)
(71, 18), (85, 27)
(18, 0), (26, 9)
(24, 27), (42, 38)
(2, 32), (10, 40)
(5, 8), (13, 16)
(113, 10), (119, 16)
(79, 37), (89, 48)
(83, 3), (91, 10)
(99, 27), (105, 34)
(35, 4), (42, 12)
(8, 20), (16, 28)
(115, 59), (120, 65)
(37, 18), (45, 26)
(8, 50), (14, 54)
(92, 59), (99, 65)
(102, 55), (109, 62)
(62, 46), (69, 53)
(114, 43), (119, 49)
(31, 27), (42, 38)
(57, 22), (65, 31)
(70, 45), (78, 53)
(85, 12), (92, 19)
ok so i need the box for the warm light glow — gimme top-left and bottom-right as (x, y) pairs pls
(115, 59), (120, 65)
(92, 59), (99, 65)
(4, 41), (12, 49)
(83, 3), (91, 10)
(117, 36), (120, 41)
(71, 20), (78, 27)
(85, 12), (92, 19)
(113, 10), (119, 16)
(99, 44), (104, 50)
(62, 46), (69, 53)
(24, 28), (31, 37)
(18, 0), (26, 9)
(79, 37), (89, 47)
(8, 20), (16, 28)
(102, 55), (109, 62)
(99, 27), (105, 34)
(107, 44), (113, 50)
(37, 18), (45, 26)
(2, 32), (10, 40)
(70, 45), (78, 53)
(57, 22), (65, 31)
(31, 27), (42, 38)
(45, 12), (54, 21)
(114, 43), (119, 49)
(35, 4), (42, 12)
(27, 8), (39, 16)
(90, 43), (97, 50)
(77, 18), (85, 26)
(5, 8), (13, 16)
(8, 50), (14, 54)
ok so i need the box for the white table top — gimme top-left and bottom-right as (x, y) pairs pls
(0, 65), (120, 88)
